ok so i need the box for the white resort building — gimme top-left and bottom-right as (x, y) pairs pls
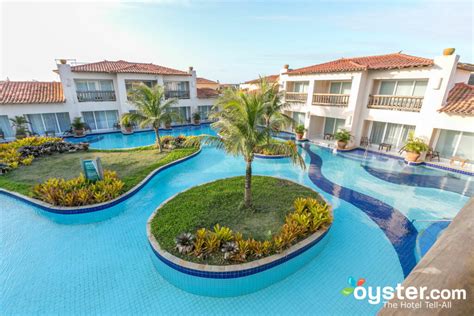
(277, 52), (473, 168)
(0, 60), (218, 137)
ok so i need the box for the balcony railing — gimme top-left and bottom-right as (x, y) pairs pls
(312, 93), (349, 107)
(285, 92), (308, 103)
(76, 90), (116, 102)
(165, 90), (190, 99)
(368, 95), (424, 112)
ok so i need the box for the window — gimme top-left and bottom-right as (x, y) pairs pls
(469, 74), (474, 85)
(198, 106), (213, 120)
(75, 80), (114, 91)
(290, 82), (308, 93)
(26, 112), (71, 134)
(329, 82), (351, 94)
(164, 81), (190, 99)
(81, 110), (119, 130)
(435, 130), (473, 160)
(0, 115), (14, 138)
(369, 121), (415, 147)
(378, 80), (428, 97)
(323, 117), (346, 135)
(292, 112), (306, 126)
(169, 107), (190, 122)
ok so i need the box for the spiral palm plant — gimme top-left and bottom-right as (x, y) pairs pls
(122, 84), (181, 152)
(185, 88), (305, 208)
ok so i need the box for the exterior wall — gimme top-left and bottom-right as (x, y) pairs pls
(1, 62), (216, 136)
(280, 54), (473, 151)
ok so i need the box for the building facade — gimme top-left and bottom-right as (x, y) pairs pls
(0, 60), (218, 138)
(279, 52), (474, 164)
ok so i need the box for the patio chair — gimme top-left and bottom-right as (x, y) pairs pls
(0, 163), (10, 174)
(113, 122), (121, 130)
(45, 130), (56, 137)
(62, 128), (73, 136)
(0, 129), (4, 140)
(84, 124), (92, 132)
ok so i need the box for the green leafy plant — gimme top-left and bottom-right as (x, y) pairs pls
(9, 116), (29, 138)
(71, 117), (86, 131)
(192, 112), (201, 122)
(334, 129), (351, 142)
(294, 124), (306, 134)
(185, 88), (305, 207)
(33, 170), (124, 206)
(404, 131), (429, 154)
(122, 84), (181, 152)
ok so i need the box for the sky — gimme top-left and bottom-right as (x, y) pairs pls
(0, 0), (472, 83)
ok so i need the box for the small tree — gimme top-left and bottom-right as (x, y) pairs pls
(186, 88), (305, 208)
(9, 116), (29, 138)
(122, 84), (181, 152)
(259, 78), (294, 145)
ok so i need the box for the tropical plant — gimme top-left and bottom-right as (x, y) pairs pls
(294, 124), (306, 134)
(404, 131), (429, 154)
(258, 78), (294, 145)
(120, 114), (133, 130)
(175, 233), (195, 254)
(192, 112), (201, 123)
(185, 88), (305, 207)
(221, 241), (238, 260)
(71, 117), (86, 131)
(122, 84), (181, 152)
(9, 116), (29, 138)
(33, 170), (124, 206)
(334, 129), (351, 142)
(178, 197), (332, 263)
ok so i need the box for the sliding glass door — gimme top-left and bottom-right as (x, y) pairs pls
(369, 121), (415, 148)
(26, 112), (71, 134)
(81, 110), (119, 131)
(0, 115), (14, 137)
(323, 117), (346, 135)
(435, 130), (473, 160)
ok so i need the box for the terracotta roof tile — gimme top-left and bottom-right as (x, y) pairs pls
(244, 74), (279, 84)
(457, 62), (474, 72)
(438, 83), (474, 115)
(71, 60), (189, 75)
(0, 81), (65, 104)
(197, 77), (218, 84)
(288, 53), (434, 75)
(197, 88), (219, 99)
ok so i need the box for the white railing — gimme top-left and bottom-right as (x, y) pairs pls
(368, 95), (423, 112)
(312, 93), (350, 107)
(285, 92), (308, 103)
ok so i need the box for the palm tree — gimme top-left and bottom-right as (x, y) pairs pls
(121, 84), (181, 152)
(10, 116), (29, 138)
(187, 88), (305, 208)
(259, 78), (294, 145)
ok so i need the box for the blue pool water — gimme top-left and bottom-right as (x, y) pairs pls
(66, 124), (216, 149)
(1, 134), (471, 314)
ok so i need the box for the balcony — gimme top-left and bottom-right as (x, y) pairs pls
(368, 95), (423, 112)
(312, 93), (349, 107)
(76, 90), (116, 102)
(165, 90), (190, 99)
(285, 92), (307, 103)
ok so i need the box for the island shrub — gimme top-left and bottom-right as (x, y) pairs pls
(33, 170), (124, 206)
(174, 197), (332, 263)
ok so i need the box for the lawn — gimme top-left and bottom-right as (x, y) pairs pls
(150, 176), (324, 264)
(0, 147), (198, 197)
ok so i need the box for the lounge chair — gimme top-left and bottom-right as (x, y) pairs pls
(426, 148), (440, 162)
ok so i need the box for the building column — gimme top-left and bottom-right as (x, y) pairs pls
(346, 72), (368, 147)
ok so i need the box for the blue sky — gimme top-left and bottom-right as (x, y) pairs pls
(1, 0), (472, 83)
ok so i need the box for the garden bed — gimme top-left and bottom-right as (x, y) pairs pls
(0, 146), (199, 198)
(149, 176), (331, 265)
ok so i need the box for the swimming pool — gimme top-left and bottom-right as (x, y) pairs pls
(66, 124), (216, 149)
(1, 139), (470, 314)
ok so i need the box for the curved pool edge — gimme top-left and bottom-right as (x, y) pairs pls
(146, 176), (333, 296)
(0, 148), (202, 214)
(254, 153), (289, 159)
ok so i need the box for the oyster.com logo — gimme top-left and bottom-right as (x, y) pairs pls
(341, 276), (366, 296)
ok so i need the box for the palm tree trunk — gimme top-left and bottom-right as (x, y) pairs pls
(266, 118), (271, 146)
(154, 128), (162, 152)
(244, 159), (252, 208)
